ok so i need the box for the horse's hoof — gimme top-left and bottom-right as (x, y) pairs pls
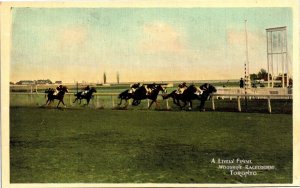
(200, 108), (205, 112)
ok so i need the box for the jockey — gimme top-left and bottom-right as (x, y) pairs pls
(176, 82), (187, 94)
(82, 85), (90, 96)
(54, 85), (63, 95)
(194, 86), (202, 96)
(145, 83), (155, 95)
(200, 83), (209, 92)
(129, 83), (140, 94)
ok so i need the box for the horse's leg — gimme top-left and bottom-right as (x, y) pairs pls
(124, 99), (129, 108)
(148, 100), (155, 109)
(87, 98), (90, 105)
(132, 99), (139, 106)
(118, 98), (123, 106)
(199, 99), (206, 111)
(73, 98), (78, 103)
(57, 100), (61, 108)
(172, 96), (178, 105)
(61, 99), (66, 107)
(180, 100), (187, 110)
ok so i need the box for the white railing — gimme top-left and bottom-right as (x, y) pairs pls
(211, 94), (292, 113)
(215, 87), (292, 96)
(10, 92), (292, 113)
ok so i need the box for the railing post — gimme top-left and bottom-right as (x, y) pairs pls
(111, 95), (115, 108)
(96, 95), (99, 108)
(211, 96), (215, 111)
(237, 96), (241, 112)
(268, 96), (272, 113)
(30, 93), (33, 105)
(166, 98), (169, 110)
(69, 94), (72, 106)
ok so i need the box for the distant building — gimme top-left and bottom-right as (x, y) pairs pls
(36, 79), (52, 84)
(16, 80), (35, 85)
(55, 81), (62, 84)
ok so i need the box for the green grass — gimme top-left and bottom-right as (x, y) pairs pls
(10, 106), (292, 183)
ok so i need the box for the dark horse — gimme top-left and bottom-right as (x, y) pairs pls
(162, 85), (201, 110)
(198, 83), (217, 111)
(73, 87), (97, 105)
(132, 84), (166, 109)
(118, 83), (140, 107)
(163, 83), (217, 111)
(45, 86), (69, 108)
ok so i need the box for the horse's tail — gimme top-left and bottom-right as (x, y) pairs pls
(162, 93), (170, 100)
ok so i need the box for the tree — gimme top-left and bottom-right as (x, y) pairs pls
(257, 69), (269, 81)
(103, 72), (107, 84)
(250, 73), (258, 80)
(117, 72), (120, 84)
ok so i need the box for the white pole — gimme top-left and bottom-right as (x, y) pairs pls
(211, 96), (215, 111)
(267, 31), (270, 88)
(285, 29), (289, 87)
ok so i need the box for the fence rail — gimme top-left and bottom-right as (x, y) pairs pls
(10, 92), (292, 113)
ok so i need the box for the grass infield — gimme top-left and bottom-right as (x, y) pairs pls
(10, 106), (292, 183)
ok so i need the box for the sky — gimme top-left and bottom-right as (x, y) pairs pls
(10, 7), (293, 83)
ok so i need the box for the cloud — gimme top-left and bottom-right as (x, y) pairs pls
(57, 25), (88, 49)
(140, 22), (185, 54)
(226, 29), (265, 47)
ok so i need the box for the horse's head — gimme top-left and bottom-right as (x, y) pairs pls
(156, 85), (167, 93)
(200, 83), (217, 94)
(90, 87), (97, 93)
(207, 84), (217, 94)
(58, 86), (69, 94)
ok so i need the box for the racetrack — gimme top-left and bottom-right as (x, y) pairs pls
(10, 106), (292, 183)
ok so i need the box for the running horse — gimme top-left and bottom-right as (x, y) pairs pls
(163, 83), (217, 111)
(73, 87), (97, 105)
(45, 86), (69, 108)
(118, 83), (140, 107)
(132, 84), (166, 109)
(163, 85), (201, 110)
(198, 83), (217, 111)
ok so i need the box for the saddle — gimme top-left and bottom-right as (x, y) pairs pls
(81, 91), (88, 96)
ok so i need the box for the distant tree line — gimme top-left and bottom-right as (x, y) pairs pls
(250, 68), (292, 87)
(250, 69), (269, 81)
